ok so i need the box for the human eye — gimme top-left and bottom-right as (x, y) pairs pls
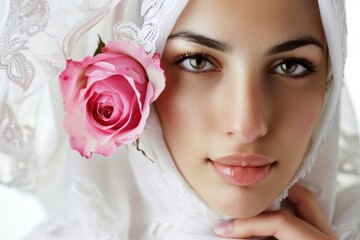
(271, 57), (316, 78)
(173, 52), (218, 73)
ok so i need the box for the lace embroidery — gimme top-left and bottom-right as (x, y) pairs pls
(0, 100), (35, 187)
(0, 101), (33, 154)
(114, 0), (177, 56)
(0, 0), (120, 190)
(63, 0), (116, 58)
(0, 1), (44, 187)
(0, 0), (50, 91)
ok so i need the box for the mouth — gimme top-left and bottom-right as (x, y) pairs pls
(209, 154), (276, 186)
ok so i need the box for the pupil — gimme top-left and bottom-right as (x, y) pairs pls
(190, 57), (205, 69)
(282, 62), (296, 73)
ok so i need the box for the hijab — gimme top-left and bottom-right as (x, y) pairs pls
(0, 0), (351, 239)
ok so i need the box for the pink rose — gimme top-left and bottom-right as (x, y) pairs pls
(59, 41), (165, 158)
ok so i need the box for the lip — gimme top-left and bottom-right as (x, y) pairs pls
(210, 154), (275, 186)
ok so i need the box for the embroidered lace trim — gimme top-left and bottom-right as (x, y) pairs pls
(0, 0), (120, 189)
(114, 0), (177, 56)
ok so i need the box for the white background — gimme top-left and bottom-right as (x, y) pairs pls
(0, 1), (360, 240)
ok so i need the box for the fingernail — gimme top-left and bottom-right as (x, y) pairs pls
(214, 222), (233, 236)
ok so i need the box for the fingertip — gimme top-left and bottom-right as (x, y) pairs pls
(214, 222), (233, 236)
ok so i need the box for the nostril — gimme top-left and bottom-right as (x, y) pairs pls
(227, 119), (268, 144)
(228, 131), (266, 144)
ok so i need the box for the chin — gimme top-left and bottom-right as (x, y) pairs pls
(205, 186), (277, 219)
(216, 202), (268, 219)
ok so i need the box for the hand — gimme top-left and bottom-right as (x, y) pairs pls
(214, 184), (338, 239)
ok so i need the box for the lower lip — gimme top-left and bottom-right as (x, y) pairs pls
(211, 162), (273, 186)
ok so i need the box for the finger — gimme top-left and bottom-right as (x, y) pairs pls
(288, 184), (336, 236)
(214, 210), (330, 240)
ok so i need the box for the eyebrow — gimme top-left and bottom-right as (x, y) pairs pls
(168, 31), (229, 52)
(168, 31), (324, 55)
(266, 37), (325, 55)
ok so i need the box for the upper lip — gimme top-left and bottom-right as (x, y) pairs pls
(211, 154), (275, 167)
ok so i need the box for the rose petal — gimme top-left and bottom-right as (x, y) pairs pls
(113, 100), (149, 144)
(146, 60), (165, 102)
(59, 60), (88, 112)
(104, 41), (152, 67)
(93, 61), (116, 72)
(92, 140), (118, 157)
(62, 105), (98, 159)
(85, 61), (116, 78)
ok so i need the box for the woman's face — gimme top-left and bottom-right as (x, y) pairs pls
(156, 0), (327, 218)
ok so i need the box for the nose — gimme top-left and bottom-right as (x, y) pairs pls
(219, 69), (268, 144)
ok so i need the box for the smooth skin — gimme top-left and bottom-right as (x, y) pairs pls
(156, 0), (337, 238)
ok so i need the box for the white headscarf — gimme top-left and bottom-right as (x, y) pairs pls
(0, 0), (355, 239)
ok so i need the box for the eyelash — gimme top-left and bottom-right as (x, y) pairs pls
(173, 51), (218, 73)
(173, 52), (316, 78)
(270, 56), (316, 78)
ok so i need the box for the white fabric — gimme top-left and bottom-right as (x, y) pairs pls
(0, 0), (360, 239)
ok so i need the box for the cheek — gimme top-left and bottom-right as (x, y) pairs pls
(277, 95), (324, 159)
(294, 104), (322, 135)
(157, 67), (211, 136)
(156, 79), (198, 155)
(157, 85), (194, 133)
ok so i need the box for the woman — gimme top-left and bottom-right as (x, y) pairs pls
(0, 0), (359, 239)
(156, 0), (335, 238)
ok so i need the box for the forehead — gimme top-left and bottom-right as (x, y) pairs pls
(172, 0), (326, 51)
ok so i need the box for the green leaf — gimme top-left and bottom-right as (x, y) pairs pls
(93, 35), (105, 56)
